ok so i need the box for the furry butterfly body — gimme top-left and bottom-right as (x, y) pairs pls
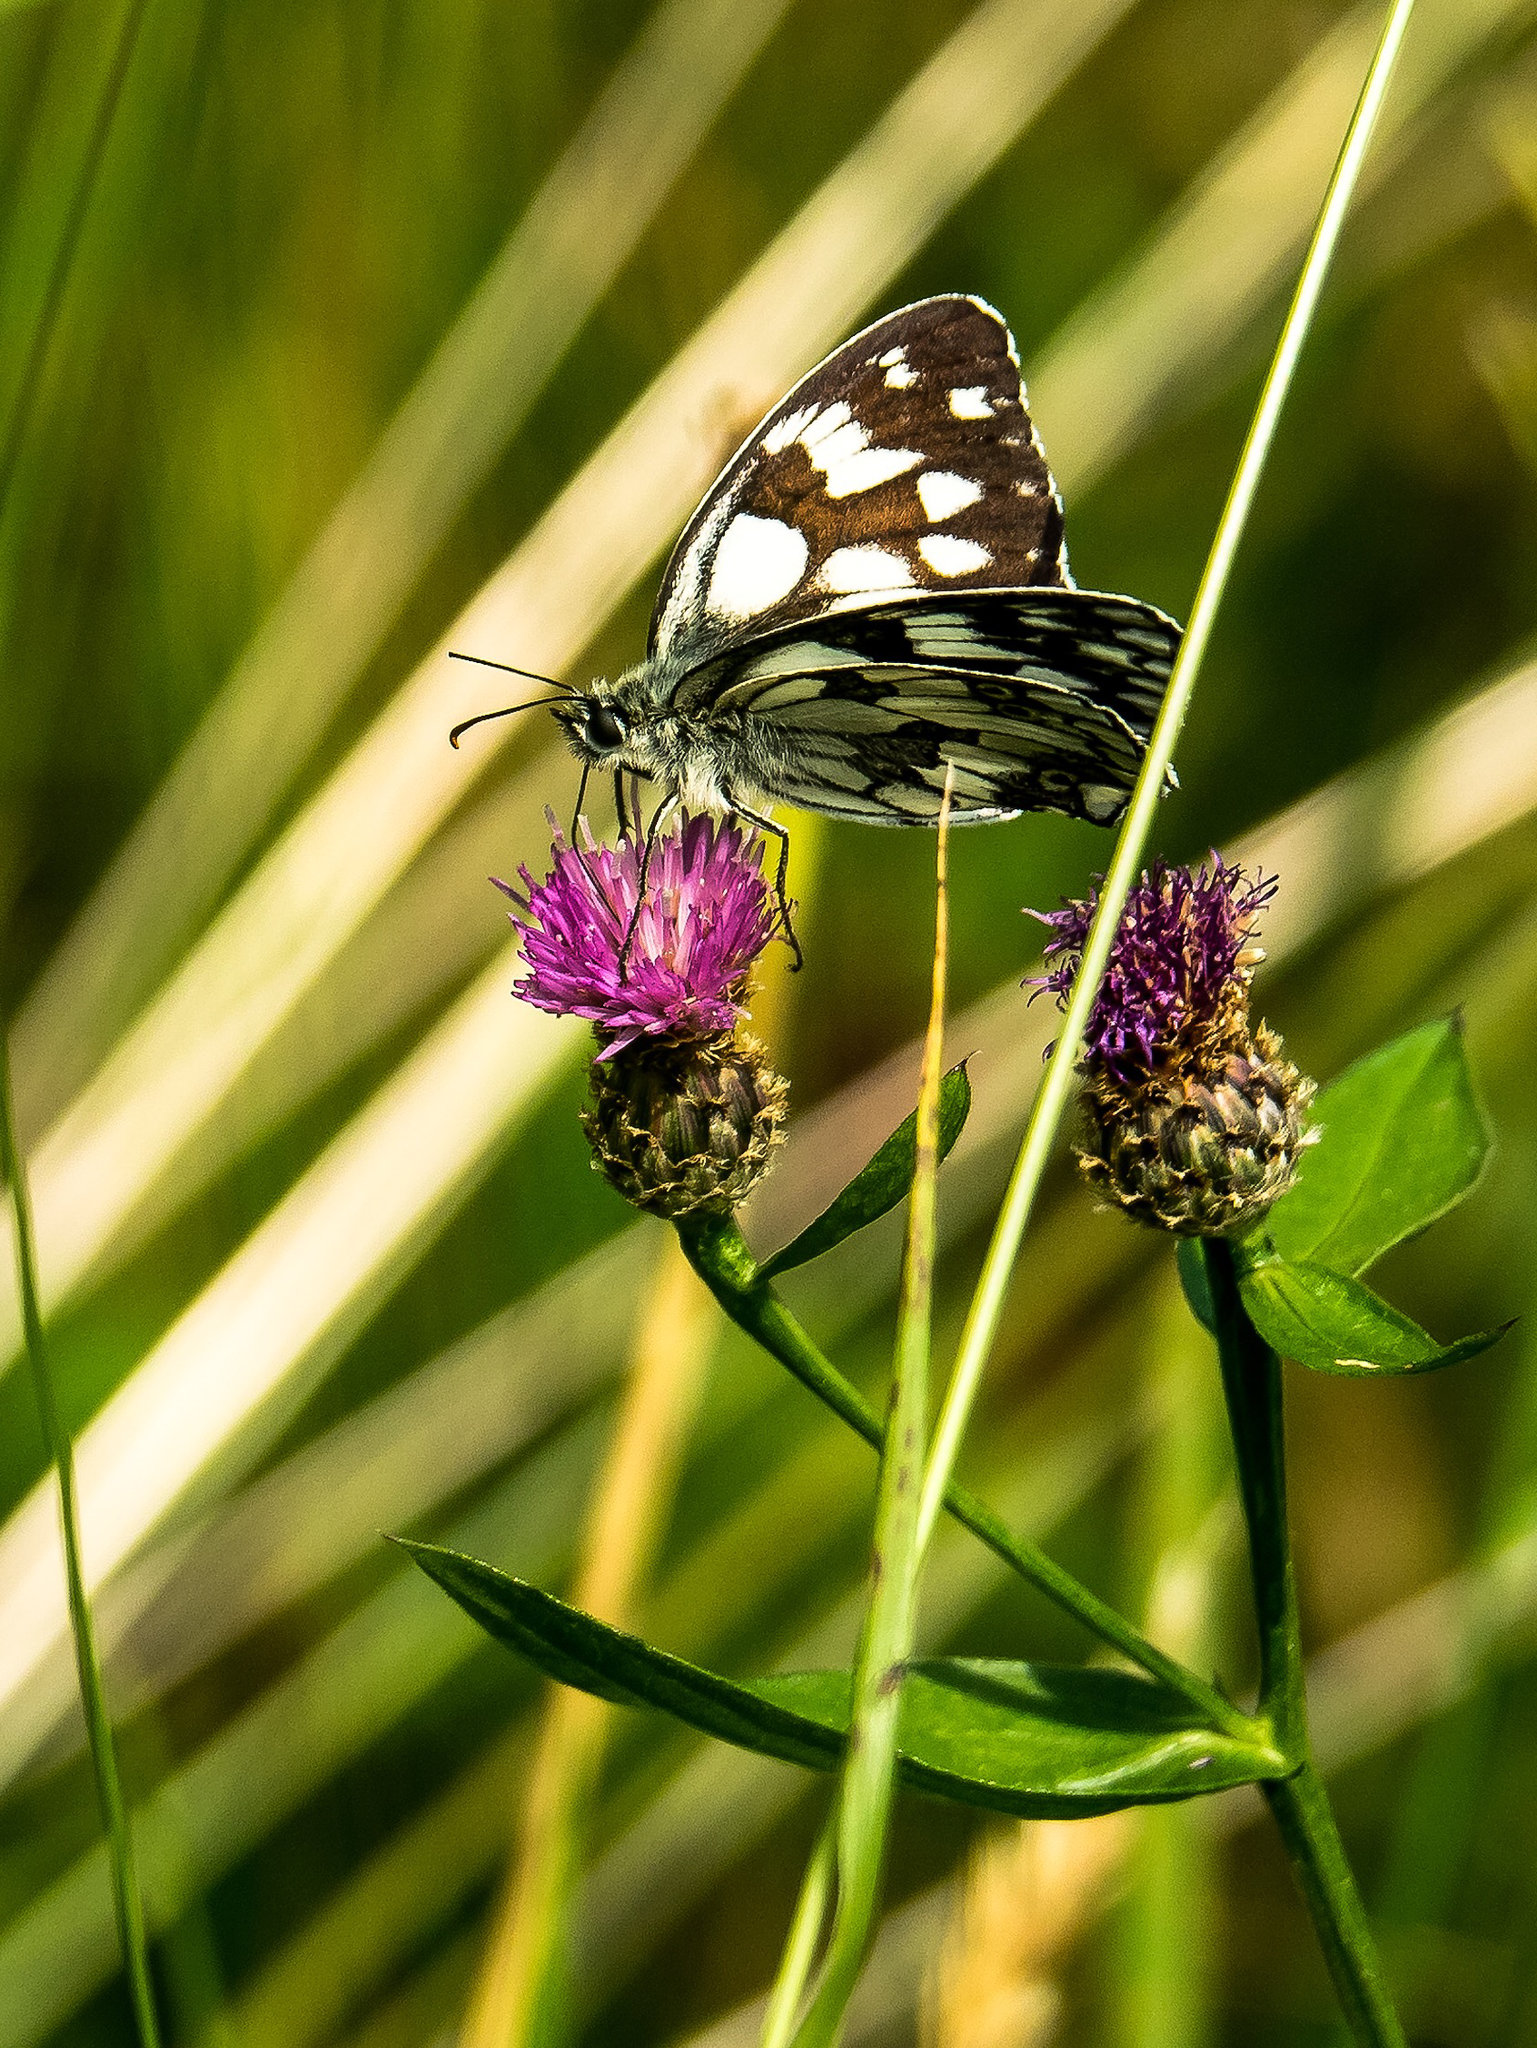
(542, 294), (1180, 844)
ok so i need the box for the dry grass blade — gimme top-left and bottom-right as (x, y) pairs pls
(12, 0), (796, 1132)
(923, 1816), (1134, 2048)
(459, 1242), (717, 2048)
(0, 1413), (609, 2048)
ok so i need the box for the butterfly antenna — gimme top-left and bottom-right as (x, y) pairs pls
(448, 650), (576, 695)
(448, 698), (567, 749)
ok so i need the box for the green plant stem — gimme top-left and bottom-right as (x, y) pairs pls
(1204, 1238), (1406, 2048)
(1202, 1239), (1305, 1756)
(675, 1207), (1251, 1741)
(761, 1809), (838, 2048)
(910, 0), (1417, 1566)
(0, 1034), (162, 2047)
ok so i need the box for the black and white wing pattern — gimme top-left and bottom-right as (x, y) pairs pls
(637, 295), (1179, 829)
(649, 296), (1069, 667)
(675, 588), (1179, 826)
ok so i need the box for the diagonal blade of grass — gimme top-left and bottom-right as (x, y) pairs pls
(12, 0), (796, 1132)
(0, 0), (1138, 1375)
(0, 1414), (608, 2048)
(914, 0), (1419, 1565)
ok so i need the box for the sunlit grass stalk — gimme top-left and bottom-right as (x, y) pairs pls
(0, 1037), (161, 2048)
(912, 0), (1417, 1563)
(459, 1241), (714, 2047)
(776, 774), (954, 2047)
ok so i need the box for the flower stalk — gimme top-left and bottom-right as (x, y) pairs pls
(1203, 1238), (1407, 2047)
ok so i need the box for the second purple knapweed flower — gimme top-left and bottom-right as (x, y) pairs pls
(502, 812), (787, 1218)
(1029, 856), (1314, 1238)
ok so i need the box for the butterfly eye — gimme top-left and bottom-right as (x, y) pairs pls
(584, 704), (627, 754)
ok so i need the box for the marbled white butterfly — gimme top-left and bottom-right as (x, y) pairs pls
(453, 296), (1180, 954)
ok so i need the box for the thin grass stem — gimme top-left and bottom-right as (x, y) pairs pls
(760, 1808), (838, 2048)
(783, 774), (954, 2046)
(913, 0), (1418, 1562)
(0, 1035), (161, 2046)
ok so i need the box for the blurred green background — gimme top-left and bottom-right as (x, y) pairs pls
(2, 0), (1537, 2042)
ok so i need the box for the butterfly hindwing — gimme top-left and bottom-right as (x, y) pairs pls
(649, 297), (1068, 666)
(674, 588), (1179, 827)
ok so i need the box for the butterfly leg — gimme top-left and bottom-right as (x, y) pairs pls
(727, 797), (802, 972)
(569, 761), (592, 844)
(613, 769), (630, 841)
(617, 789), (680, 980)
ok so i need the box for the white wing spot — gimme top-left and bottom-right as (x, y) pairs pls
(761, 402), (818, 455)
(918, 533), (992, 577)
(795, 400), (922, 497)
(819, 545), (916, 594)
(876, 344), (916, 388)
(949, 386), (993, 419)
(705, 514), (809, 622)
(917, 470), (983, 521)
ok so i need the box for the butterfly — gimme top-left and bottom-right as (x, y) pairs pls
(452, 295), (1180, 962)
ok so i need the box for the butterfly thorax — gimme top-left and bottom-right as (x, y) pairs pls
(555, 656), (787, 815)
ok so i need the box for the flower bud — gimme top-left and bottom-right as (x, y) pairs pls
(583, 1031), (787, 1218)
(1077, 1023), (1315, 1238)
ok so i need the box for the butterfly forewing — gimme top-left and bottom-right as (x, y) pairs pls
(649, 297), (1068, 665)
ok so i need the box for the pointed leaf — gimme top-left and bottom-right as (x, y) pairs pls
(1235, 1254), (1509, 1378)
(400, 1539), (1285, 1815)
(760, 1062), (972, 1278)
(1269, 1018), (1489, 1277)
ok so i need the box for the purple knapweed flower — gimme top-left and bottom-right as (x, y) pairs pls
(501, 811), (780, 1057)
(1028, 856), (1277, 1087)
(1026, 857), (1311, 1239)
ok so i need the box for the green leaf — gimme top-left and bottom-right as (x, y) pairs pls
(400, 1539), (1286, 1815)
(1268, 1018), (1489, 1277)
(1235, 1254), (1509, 1378)
(759, 1062), (972, 1279)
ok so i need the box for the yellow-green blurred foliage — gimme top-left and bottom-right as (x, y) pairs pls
(2, 0), (1537, 2043)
